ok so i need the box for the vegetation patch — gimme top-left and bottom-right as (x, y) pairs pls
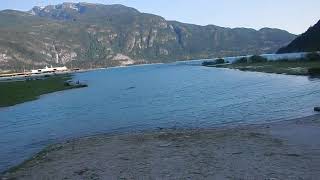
(0, 75), (87, 107)
(205, 53), (320, 76)
(202, 58), (227, 66)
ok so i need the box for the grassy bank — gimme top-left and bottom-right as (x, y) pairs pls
(217, 61), (320, 75)
(0, 75), (87, 107)
(204, 53), (320, 76)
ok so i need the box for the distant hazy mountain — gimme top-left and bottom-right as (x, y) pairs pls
(277, 20), (320, 53)
(0, 2), (296, 71)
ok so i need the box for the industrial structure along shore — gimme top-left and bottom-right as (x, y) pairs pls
(0, 66), (83, 82)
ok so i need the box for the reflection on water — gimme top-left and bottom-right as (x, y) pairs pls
(1, 63), (320, 172)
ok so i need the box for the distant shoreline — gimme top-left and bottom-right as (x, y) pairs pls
(205, 62), (320, 76)
(2, 114), (320, 179)
(203, 53), (320, 76)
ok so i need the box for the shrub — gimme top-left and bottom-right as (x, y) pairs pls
(202, 58), (225, 66)
(248, 55), (268, 63)
(215, 58), (225, 64)
(306, 52), (320, 61)
(308, 68), (320, 76)
(235, 57), (248, 64)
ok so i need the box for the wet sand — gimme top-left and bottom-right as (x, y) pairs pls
(2, 114), (320, 180)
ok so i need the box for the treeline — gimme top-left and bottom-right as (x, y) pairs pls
(233, 52), (320, 64)
(203, 52), (320, 66)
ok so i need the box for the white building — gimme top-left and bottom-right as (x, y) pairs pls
(31, 66), (68, 74)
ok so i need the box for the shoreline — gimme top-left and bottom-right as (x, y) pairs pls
(204, 61), (320, 76)
(2, 114), (320, 179)
(217, 66), (310, 76)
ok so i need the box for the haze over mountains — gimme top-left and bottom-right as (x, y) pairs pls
(0, 2), (296, 71)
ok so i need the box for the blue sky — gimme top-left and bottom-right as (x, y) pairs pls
(1, 0), (320, 34)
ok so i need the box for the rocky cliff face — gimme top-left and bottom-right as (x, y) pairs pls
(0, 3), (296, 71)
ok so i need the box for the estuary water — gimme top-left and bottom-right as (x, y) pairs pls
(1, 62), (320, 172)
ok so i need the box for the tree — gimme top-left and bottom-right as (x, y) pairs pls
(306, 52), (320, 61)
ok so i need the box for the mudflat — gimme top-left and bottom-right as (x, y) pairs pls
(2, 115), (320, 180)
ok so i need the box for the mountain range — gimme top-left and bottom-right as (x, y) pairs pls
(277, 20), (320, 54)
(0, 2), (296, 71)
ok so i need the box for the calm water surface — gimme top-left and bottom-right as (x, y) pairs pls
(1, 63), (320, 172)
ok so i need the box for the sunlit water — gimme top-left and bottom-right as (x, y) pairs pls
(1, 63), (320, 172)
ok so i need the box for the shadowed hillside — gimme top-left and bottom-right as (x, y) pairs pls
(278, 20), (320, 53)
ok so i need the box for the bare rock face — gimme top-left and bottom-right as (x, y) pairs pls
(159, 48), (169, 56)
(112, 54), (136, 66)
(0, 3), (296, 71)
(0, 52), (10, 63)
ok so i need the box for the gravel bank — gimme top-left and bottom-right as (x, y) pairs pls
(2, 115), (320, 180)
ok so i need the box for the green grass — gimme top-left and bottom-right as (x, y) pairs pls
(0, 75), (87, 107)
(212, 61), (320, 76)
